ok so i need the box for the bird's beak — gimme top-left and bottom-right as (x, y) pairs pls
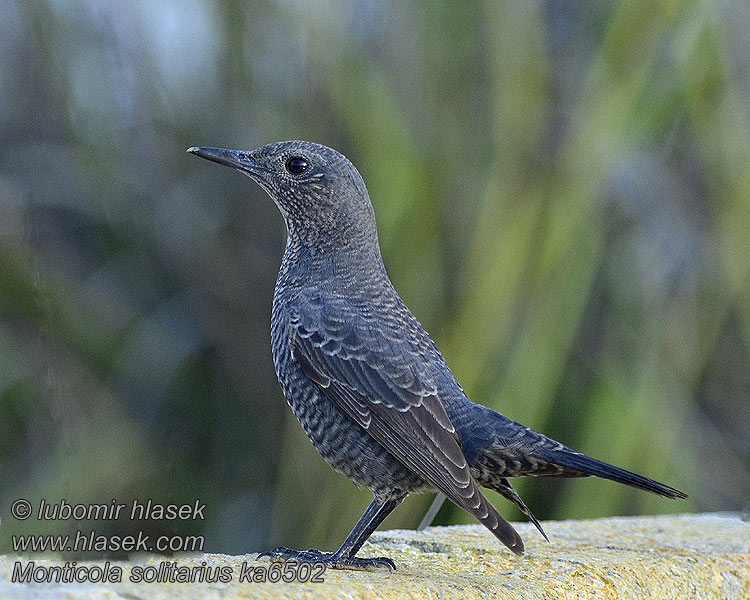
(187, 146), (265, 176)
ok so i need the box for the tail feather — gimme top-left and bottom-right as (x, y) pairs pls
(543, 450), (687, 499)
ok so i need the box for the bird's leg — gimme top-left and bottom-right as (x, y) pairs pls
(260, 491), (406, 570)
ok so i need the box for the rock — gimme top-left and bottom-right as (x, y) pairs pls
(1, 513), (747, 599)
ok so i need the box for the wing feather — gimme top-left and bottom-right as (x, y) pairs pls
(289, 292), (524, 555)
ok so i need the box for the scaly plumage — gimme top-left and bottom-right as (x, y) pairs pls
(188, 141), (686, 570)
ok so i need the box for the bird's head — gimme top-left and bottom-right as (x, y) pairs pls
(188, 141), (378, 251)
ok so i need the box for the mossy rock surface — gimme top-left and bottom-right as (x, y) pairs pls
(1, 513), (747, 599)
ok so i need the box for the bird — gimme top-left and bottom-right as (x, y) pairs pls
(187, 140), (686, 570)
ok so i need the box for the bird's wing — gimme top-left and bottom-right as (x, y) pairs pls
(289, 291), (524, 555)
(492, 478), (548, 542)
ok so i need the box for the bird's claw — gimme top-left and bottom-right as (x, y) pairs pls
(257, 546), (396, 571)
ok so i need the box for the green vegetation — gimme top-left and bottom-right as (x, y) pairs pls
(0, 1), (747, 555)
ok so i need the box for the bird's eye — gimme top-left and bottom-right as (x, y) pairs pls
(285, 156), (309, 174)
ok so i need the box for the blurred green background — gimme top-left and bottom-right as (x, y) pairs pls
(1, 0), (748, 556)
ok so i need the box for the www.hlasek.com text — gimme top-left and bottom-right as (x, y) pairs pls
(12, 530), (204, 553)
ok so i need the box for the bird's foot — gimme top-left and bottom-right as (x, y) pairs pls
(258, 546), (396, 571)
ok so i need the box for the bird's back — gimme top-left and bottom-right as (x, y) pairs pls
(190, 139), (685, 565)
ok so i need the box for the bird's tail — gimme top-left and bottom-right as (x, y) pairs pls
(538, 449), (687, 499)
(465, 408), (687, 499)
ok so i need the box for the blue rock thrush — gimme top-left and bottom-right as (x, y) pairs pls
(188, 141), (686, 570)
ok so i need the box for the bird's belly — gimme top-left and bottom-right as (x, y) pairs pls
(276, 356), (428, 494)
